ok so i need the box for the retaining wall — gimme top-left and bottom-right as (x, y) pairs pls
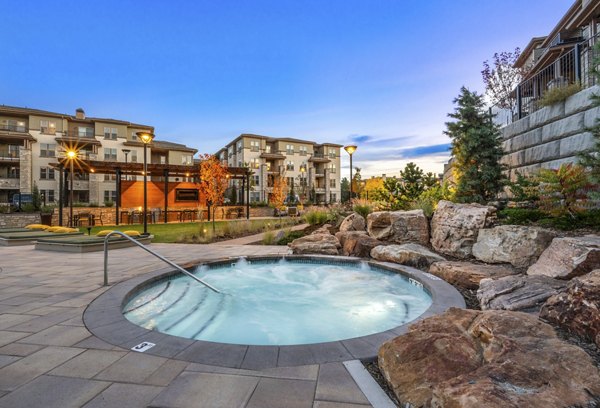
(0, 213), (41, 228)
(500, 85), (599, 180)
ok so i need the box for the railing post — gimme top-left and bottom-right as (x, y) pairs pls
(517, 85), (523, 120)
(574, 43), (582, 84)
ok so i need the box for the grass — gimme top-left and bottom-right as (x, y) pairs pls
(83, 218), (299, 243)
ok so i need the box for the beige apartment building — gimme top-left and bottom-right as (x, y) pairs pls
(0, 105), (196, 205)
(216, 134), (342, 204)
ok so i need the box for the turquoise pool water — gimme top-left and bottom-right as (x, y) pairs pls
(123, 258), (432, 346)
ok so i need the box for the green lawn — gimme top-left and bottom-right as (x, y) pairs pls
(81, 218), (298, 243)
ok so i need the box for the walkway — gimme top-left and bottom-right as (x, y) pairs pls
(214, 222), (308, 245)
(0, 243), (377, 407)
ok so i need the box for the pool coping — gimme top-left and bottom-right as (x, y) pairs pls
(83, 254), (465, 369)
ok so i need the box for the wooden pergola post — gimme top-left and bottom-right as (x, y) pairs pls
(163, 169), (169, 223)
(115, 168), (121, 226)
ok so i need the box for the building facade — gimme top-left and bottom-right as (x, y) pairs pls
(0, 105), (196, 206)
(216, 134), (342, 204)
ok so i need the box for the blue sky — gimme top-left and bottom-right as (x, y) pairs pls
(0, 0), (573, 177)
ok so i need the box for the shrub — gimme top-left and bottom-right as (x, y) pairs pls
(507, 171), (539, 202)
(498, 208), (546, 225)
(410, 182), (455, 217)
(303, 209), (329, 225)
(537, 164), (590, 217)
(262, 231), (276, 245)
(538, 83), (582, 107)
(276, 229), (304, 245)
(352, 199), (373, 219)
(104, 201), (114, 208)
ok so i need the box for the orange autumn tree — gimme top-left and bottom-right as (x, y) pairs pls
(270, 174), (288, 225)
(198, 153), (229, 232)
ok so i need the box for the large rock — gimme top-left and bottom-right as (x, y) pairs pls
(527, 235), (600, 279)
(379, 307), (600, 408)
(540, 269), (600, 347)
(335, 231), (382, 258)
(477, 274), (567, 312)
(430, 200), (496, 259)
(366, 210), (429, 245)
(429, 261), (519, 290)
(472, 225), (555, 268)
(370, 244), (445, 270)
(288, 233), (340, 255)
(339, 213), (366, 232)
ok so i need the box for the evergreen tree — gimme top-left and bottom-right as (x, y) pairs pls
(444, 87), (506, 203)
(340, 177), (350, 203)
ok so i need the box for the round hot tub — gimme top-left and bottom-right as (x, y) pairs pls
(122, 258), (433, 346)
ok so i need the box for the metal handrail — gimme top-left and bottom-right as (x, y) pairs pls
(103, 231), (221, 293)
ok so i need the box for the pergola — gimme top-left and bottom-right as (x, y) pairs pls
(51, 159), (252, 226)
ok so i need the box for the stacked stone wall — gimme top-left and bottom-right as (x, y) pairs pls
(0, 213), (40, 228)
(500, 86), (599, 180)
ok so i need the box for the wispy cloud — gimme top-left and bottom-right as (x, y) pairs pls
(400, 143), (451, 158)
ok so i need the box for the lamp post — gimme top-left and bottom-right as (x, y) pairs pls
(300, 166), (306, 202)
(136, 132), (155, 236)
(122, 149), (130, 181)
(344, 145), (357, 201)
(66, 149), (77, 227)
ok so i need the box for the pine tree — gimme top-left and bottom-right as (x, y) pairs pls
(444, 86), (506, 203)
(579, 41), (600, 192)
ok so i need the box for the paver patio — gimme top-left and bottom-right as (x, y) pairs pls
(0, 242), (376, 407)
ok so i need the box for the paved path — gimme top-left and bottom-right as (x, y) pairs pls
(0, 243), (375, 407)
(213, 223), (308, 245)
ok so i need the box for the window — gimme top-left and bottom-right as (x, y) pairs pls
(250, 192), (261, 203)
(131, 150), (138, 163)
(330, 193), (337, 202)
(130, 131), (139, 141)
(78, 127), (94, 137)
(286, 144), (294, 155)
(7, 145), (19, 158)
(175, 189), (199, 201)
(238, 160), (242, 167)
(40, 120), (56, 134)
(0, 119), (26, 132)
(104, 148), (117, 161)
(299, 163), (307, 172)
(104, 127), (118, 140)
(40, 143), (56, 158)
(253, 175), (260, 186)
(329, 178), (336, 188)
(328, 149), (337, 158)
(287, 177), (295, 187)
(266, 162), (271, 171)
(160, 155), (166, 164)
(250, 158), (260, 169)
(329, 164), (336, 174)
(265, 145), (272, 154)
(181, 154), (193, 165)
(103, 190), (117, 203)
(299, 146), (308, 156)
(8, 166), (19, 178)
(286, 160), (294, 171)
(104, 174), (117, 181)
(237, 141), (243, 153)
(39, 167), (55, 180)
(40, 189), (55, 203)
(250, 140), (260, 152)
(75, 172), (90, 180)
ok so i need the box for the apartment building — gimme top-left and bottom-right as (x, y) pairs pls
(216, 134), (342, 204)
(0, 105), (196, 205)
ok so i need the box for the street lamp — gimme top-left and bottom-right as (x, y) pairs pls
(344, 145), (357, 201)
(122, 149), (131, 181)
(66, 149), (78, 227)
(136, 132), (155, 235)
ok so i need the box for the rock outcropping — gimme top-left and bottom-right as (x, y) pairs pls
(430, 200), (496, 259)
(288, 226), (340, 255)
(378, 308), (600, 408)
(335, 231), (382, 258)
(527, 235), (600, 279)
(472, 225), (555, 268)
(540, 269), (600, 347)
(429, 261), (519, 290)
(339, 213), (366, 232)
(367, 210), (429, 245)
(370, 244), (445, 270)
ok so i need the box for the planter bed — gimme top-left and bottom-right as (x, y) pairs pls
(34, 234), (153, 253)
(0, 231), (84, 246)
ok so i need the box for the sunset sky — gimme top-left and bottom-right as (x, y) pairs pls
(1, 0), (573, 178)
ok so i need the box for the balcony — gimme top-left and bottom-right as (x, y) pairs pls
(315, 173), (325, 178)
(0, 178), (20, 189)
(260, 152), (285, 160)
(308, 153), (331, 163)
(0, 124), (28, 133)
(0, 152), (20, 162)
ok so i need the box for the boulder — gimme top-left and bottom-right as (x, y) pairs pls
(312, 224), (333, 235)
(366, 210), (429, 245)
(335, 231), (383, 258)
(429, 261), (519, 290)
(527, 235), (600, 279)
(288, 233), (340, 255)
(379, 307), (600, 408)
(430, 200), (496, 259)
(540, 269), (600, 347)
(472, 225), (555, 268)
(339, 213), (366, 232)
(477, 274), (567, 312)
(370, 244), (445, 270)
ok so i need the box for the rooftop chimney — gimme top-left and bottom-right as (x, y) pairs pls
(75, 108), (85, 120)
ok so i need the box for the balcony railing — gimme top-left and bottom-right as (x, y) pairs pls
(0, 124), (28, 133)
(493, 34), (599, 126)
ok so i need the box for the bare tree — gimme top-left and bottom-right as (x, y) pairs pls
(482, 48), (528, 114)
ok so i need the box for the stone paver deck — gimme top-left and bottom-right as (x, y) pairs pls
(0, 243), (375, 407)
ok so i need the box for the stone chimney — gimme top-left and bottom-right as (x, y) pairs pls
(75, 108), (85, 120)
